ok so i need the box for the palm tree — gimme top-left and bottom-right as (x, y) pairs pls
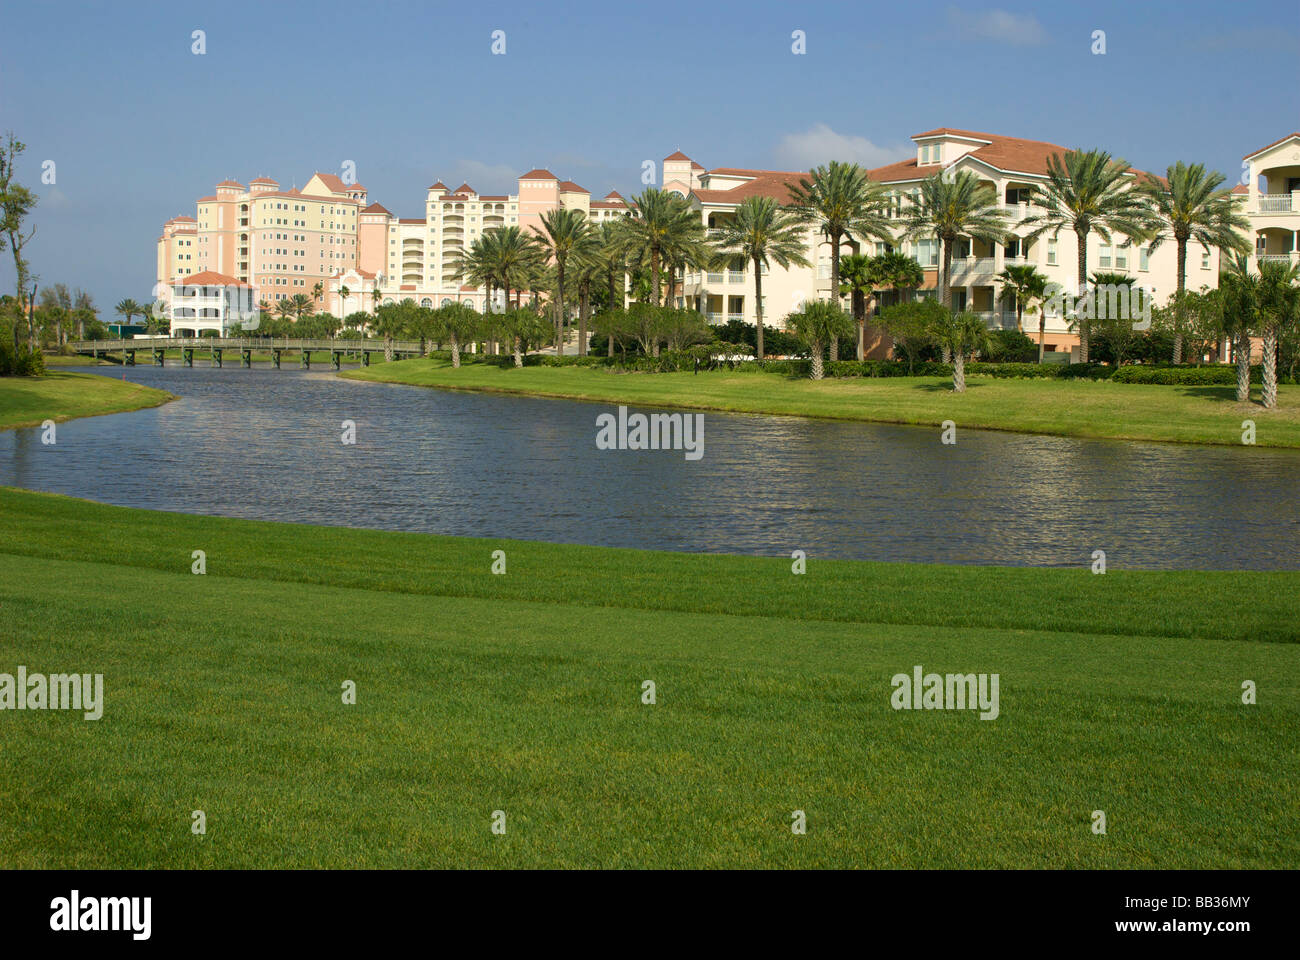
(311, 281), (324, 308)
(532, 208), (593, 356)
(841, 252), (925, 360)
(1256, 258), (1300, 409)
(788, 161), (894, 360)
(1221, 254), (1260, 403)
(995, 264), (1051, 361)
(436, 302), (480, 368)
(1022, 149), (1157, 362)
(712, 195), (811, 359)
(289, 293), (314, 321)
(619, 189), (708, 307)
(897, 171), (1010, 324)
(569, 230), (604, 355)
(785, 302), (853, 379)
(114, 298), (143, 332)
(338, 285), (351, 321)
(930, 311), (992, 393)
(593, 220), (629, 354)
(1141, 162), (1251, 363)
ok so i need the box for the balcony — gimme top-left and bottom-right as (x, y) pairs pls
(1254, 252), (1300, 266)
(949, 257), (997, 280)
(971, 310), (1023, 330)
(706, 272), (724, 284)
(998, 203), (1032, 222)
(1255, 193), (1297, 214)
(729, 272), (746, 283)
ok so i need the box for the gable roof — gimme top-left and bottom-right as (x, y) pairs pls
(664, 151), (693, 162)
(559, 180), (587, 193)
(428, 181), (448, 190)
(1243, 132), (1300, 160)
(454, 182), (475, 194)
(175, 270), (251, 287)
(362, 202), (392, 215)
(693, 170), (806, 205)
(519, 169), (558, 180)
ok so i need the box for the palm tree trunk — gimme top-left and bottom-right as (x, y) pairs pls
(753, 255), (765, 361)
(940, 236), (954, 312)
(579, 283), (589, 356)
(555, 264), (565, 357)
(810, 340), (824, 380)
(1038, 314), (1046, 364)
(953, 350), (967, 393)
(513, 333), (523, 368)
(1236, 331), (1251, 402)
(829, 234), (841, 362)
(1262, 322), (1279, 408)
(1172, 239), (1188, 363)
(450, 332), (461, 369)
(1076, 228), (1090, 363)
(650, 249), (661, 307)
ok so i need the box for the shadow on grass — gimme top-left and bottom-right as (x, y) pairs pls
(1175, 385), (1254, 405)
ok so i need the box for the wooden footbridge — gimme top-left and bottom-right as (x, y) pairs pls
(68, 338), (426, 370)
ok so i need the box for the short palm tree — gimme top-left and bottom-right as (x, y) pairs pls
(436, 302), (481, 368)
(788, 161), (893, 360)
(1256, 258), (1300, 408)
(1022, 149), (1157, 361)
(338, 285), (351, 319)
(1220, 254), (1260, 402)
(930, 310), (992, 393)
(785, 302), (853, 379)
(311, 281), (324, 307)
(289, 293), (314, 321)
(532, 208), (594, 356)
(619, 189), (708, 307)
(897, 170), (1009, 319)
(1141, 162), (1251, 362)
(840, 252), (924, 360)
(712, 195), (811, 359)
(995, 264), (1051, 361)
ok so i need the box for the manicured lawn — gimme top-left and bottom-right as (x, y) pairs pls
(343, 358), (1300, 448)
(0, 371), (174, 430)
(1, 488), (1296, 868)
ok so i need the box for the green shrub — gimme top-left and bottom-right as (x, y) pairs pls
(0, 341), (45, 376)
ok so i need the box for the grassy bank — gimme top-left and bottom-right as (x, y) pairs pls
(343, 358), (1300, 448)
(1, 488), (1296, 868)
(0, 371), (174, 430)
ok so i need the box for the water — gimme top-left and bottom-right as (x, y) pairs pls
(3, 365), (1298, 569)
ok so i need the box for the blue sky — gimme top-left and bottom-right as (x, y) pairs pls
(1, 0), (1296, 311)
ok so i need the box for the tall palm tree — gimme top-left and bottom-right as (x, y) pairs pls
(897, 170), (1010, 321)
(788, 161), (894, 360)
(995, 264), (1050, 361)
(532, 208), (594, 356)
(1022, 149), (1157, 362)
(311, 281), (324, 308)
(1141, 162), (1251, 363)
(288, 293), (314, 321)
(338, 285), (351, 321)
(569, 230), (604, 355)
(619, 189), (708, 308)
(712, 195), (811, 359)
(840, 252), (925, 361)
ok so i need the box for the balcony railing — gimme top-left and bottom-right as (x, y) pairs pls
(729, 272), (746, 283)
(971, 310), (1023, 330)
(1256, 194), (1296, 213)
(998, 203), (1032, 222)
(950, 257), (997, 278)
(706, 272), (724, 284)
(1256, 253), (1299, 264)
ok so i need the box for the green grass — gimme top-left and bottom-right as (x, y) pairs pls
(1, 487), (1296, 868)
(343, 358), (1300, 448)
(0, 371), (174, 430)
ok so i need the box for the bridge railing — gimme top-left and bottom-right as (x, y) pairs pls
(68, 338), (427, 353)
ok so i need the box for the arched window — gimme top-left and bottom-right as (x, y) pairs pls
(441, 298), (453, 308)
(421, 298), (432, 307)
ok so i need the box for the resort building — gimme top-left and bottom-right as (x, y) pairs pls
(165, 271), (258, 336)
(669, 129), (1232, 359)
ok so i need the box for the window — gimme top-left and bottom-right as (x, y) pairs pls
(1139, 246), (1151, 271)
(1201, 248), (1211, 269)
(1047, 239), (1058, 265)
(913, 239), (938, 267)
(1099, 244), (1112, 268)
(1116, 243), (1129, 270)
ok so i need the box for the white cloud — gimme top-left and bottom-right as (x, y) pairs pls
(772, 124), (914, 170)
(945, 6), (1047, 46)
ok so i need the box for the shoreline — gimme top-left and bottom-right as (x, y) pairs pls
(0, 371), (176, 431)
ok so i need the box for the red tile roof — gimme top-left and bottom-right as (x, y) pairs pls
(398, 218), (424, 224)
(454, 183), (475, 194)
(216, 180), (245, 189)
(519, 169), (557, 180)
(176, 270), (252, 287)
(1243, 132), (1300, 160)
(693, 170), (806, 204)
(1232, 184), (1249, 194)
(248, 177), (278, 185)
(362, 202), (392, 215)
(429, 181), (449, 190)
(311, 172), (351, 193)
(559, 180), (587, 192)
(479, 195), (509, 201)
(604, 190), (624, 200)
(459, 284), (477, 292)
(664, 151), (692, 161)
